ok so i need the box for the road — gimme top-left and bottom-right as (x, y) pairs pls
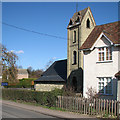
(2, 103), (63, 119)
(2, 101), (101, 120)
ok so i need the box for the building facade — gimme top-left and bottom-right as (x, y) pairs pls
(80, 21), (120, 100)
(34, 59), (67, 91)
(67, 7), (96, 92)
(17, 69), (28, 79)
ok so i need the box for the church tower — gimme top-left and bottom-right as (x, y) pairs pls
(67, 7), (96, 92)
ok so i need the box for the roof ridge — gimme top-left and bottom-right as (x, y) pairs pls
(96, 21), (119, 27)
(55, 59), (67, 62)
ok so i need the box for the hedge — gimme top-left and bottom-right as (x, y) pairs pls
(2, 89), (62, 107)
(7, 78), (37, 88)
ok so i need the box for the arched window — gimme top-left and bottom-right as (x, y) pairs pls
(73, 31), (76, 43)
(86, 18), (90, 28)
(73, 51), (77, 64)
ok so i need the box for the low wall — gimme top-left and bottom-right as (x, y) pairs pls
(35, 83), (64, 91)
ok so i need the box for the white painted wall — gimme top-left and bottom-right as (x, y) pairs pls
(83, 36), (120, 100)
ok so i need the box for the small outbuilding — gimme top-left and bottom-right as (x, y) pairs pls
(34, 59), (67, 91)
(17, 69), (28, 79)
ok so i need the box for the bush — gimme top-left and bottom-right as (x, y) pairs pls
(2, 89), (60, 107)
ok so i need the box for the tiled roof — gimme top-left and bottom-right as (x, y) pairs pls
(80, 21), (120, 50)
(18, 69), (28, 74)
(67, 7), (88, 28)
(115, 71), (120, 77)
(34, 59), (67, 82)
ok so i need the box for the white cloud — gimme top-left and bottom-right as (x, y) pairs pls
(52, 57), (56, 60)
(16, 50), (24, 54)
(10, 50), (24, 54)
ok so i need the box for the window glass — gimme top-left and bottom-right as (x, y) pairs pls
(73, 51), (77, 64)
(98, 77), (112, 95)
(86, 19), (90, 28)
(98, 47), (112, 62)
(73, 31), (76, 43)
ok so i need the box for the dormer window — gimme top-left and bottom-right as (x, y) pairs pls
(78, 12), (80, 15)
(86, 18), (90, 28)
(69, 19), (72, 25)
(76, 17), (80, 23)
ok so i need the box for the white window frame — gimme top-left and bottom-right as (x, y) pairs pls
(97, 77), (113, 95)
(97, 46), (112, 62)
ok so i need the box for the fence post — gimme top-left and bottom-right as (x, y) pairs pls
(101, 99), (103, 115)
(104, 99), (106, 115)
(109, 100), (111, 115)
(117, 101), (120, 119)
(114, 100), (117, 116)
(106, 100), (108, 115)
(96, 99), (98, 115)
(88, 99), (90, 115)
(99, 99), (100, 114)
(86, 98), (88, 114)
(76, 97), (79, 113)
(111, 100), (113, 116)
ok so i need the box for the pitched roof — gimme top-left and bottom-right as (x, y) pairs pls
(115, 71), (120, 77)
(34, 59), (67, 82)
(80, 21), (120, 50)
(18, 69), (28, 74)
(67, 7), (88, 28)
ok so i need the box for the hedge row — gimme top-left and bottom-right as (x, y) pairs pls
(6, 78), (36, 88)
(2, 89), (62, 107)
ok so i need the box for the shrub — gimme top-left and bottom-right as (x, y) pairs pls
(2, 89), (60, 107)
(7, 78), (37, 88)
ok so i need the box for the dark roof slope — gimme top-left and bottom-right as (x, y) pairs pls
(34, 59), (67, 82)
(80, 21), (120, 50)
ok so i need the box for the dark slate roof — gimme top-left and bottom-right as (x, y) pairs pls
(34, 59), (67, 82)
(80, 21), (120, 50)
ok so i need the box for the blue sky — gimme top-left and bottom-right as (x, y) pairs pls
(2, 2), (118, 70)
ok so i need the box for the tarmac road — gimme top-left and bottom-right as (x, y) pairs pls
(2, 100), (102, 120)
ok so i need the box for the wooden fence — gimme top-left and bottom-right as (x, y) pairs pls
(56, 96), (120, 118)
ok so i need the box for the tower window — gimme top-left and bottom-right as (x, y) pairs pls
(73, 31), (76, 43)
(73, 51), (77, 65)
(86, 18), (90, 28)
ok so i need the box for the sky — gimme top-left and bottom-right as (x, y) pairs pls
(2, 2), (119, 70)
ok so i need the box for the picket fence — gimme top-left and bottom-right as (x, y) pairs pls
(56, 96), (120, 118)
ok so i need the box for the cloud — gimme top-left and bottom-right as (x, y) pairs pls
(52, 57), (56, 60)
(16, 50), (24, 54)
(10, 50), (24, 54)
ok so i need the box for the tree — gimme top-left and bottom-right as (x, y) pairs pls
(27, 66), (43, 78)
(44, 59), (54, 70)
(2, 45), (18, 83)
